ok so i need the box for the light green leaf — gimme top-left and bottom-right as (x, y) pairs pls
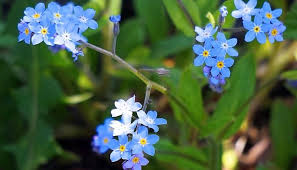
(270, 100), (295, 169)
(195, 0), (218, 25)
(162, 0), (194, 37)
(63, 93), (93, 105)
(284, 2), (297, 40)
(201, 54), (256, 139)
(281, 70), (297, 80)
(134, 0), (169, 43)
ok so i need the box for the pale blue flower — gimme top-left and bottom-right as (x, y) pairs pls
(267, 22), (286, 43)
(18, 22), (31, 44)
(109, 135), (132, 162)
(193, 39), (216, 66)
(137, 110), (167, 132)
(54, 23), (81, 52)
(231, 0), (259, 21)
(29, 18), (55, 45)
(131, 126), (159, 156)
(109, 15), (121, 23)
(23, 3), (45, 23)
(212, 32), (238, 57)
(220, 6), (228, 17)
(243, 14), (270, 44)
(44, 2), (72, 24)
(73, 6), (98, 32)
(195, 23), (218, 43)
(260, 2), (282, 24)
(111, 95), (142, 121)
(210, 56), (234, 78)
(123, 153), (149, 170)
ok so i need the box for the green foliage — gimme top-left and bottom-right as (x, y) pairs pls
(284, 2), (297, 39)
(281, 69), (297, 80)
(201, 54), (256, 139)
(270, 100), (296, 169)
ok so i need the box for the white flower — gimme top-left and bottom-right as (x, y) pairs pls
(111, 95), (142, 120)
(109, 116), (138, 136)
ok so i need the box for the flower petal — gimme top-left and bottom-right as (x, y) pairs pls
(234, 0), (245, 9)
(245, 30), (256, 42)
(227, 48), (238, 57)
(147, 111), (157, 120)
(194, 56), (204, 66)
(272, 9), (282, 18)
(247, 0), (257, 8)
(224, 58), (234, 67)
(221, 67), (231, 78)
(256, 32), (266, 44)
(143, 145), (155, 156)
(87, 19), (98, 29)
(227, 38), (237, 47)
(231, 10), (242, 19)
(110, 150), (121, 162)
(31, 33), (43, 45)
(147, 134), (159, 144)
(211, 67), (220, 77)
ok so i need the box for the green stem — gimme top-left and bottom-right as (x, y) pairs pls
(209, 137), (221, 170)
(80, 41), (167, 94)
(143, 83), (152, 111)
(222, 27), (246, 33)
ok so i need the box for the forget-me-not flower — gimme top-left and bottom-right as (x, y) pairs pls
(210, 56), (234, 78)
(111, 95), (142, 121)
(137, 110), (167, 133)
(193, 40), (216, 66)
(131, 126), (159, 156)
(92, 122), (114, 154)
(123, 153), (149, 170)
(18, 22), (31, 44)
(73, 6), (98, 32)
(45, 2), (72, 24)
(195, 23), (218, 43)
(23, 3), (45, 23)
(29, 18), (55, 45)
(231, 0), (259, 21)
(260, 2), (282, 24)
(212, 32), (238, 57)
(243, 14), (269, 44)
(220, 6), (228, 17)
(267, 22), (286, 43)
(109, 116), (138, 136)
(109, 15), (121, 23)
(54, 23), (81, 52)
(109, 135), (132, 162)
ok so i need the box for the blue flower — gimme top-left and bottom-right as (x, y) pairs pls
(44, 2), (72, 24)
(29, 18), (55, 45)
(92, 124), (114, 154)
(243, 14), (269, 44)
(73, 6), (98, 32)
(195, 23), (218, 43)
(212, 32), (238, 57)
(18, 22), (31, 44)
(210, 56), (234, 78)
(72, 49), (84, 62)
(203, 66), (211, 78)
(193, 40), (216, 66)
(54, 23), (81, 52)
(267, 22), (286, 43)
(137, 110), (167, 132)
(109, 15), (121, 23)
(231, 0), (259, 21)
(109, 135), (132, 162)
(123, 153), (149, 170)
(131, 126), (159, 156)
(23, 3), (45, 23)
(220, 6), (228, 17)
(260, 2), (282, 24)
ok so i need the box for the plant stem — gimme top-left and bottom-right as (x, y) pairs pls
(143, 83), (152, 111)
(80, 41), (167, 94)
(222, 27), (246, 33)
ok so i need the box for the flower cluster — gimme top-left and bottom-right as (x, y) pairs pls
(232, 0), (286, 44)
(92, 95), (167, 170)
(194, 21), (236, 92)
(17, 2), (98, 61)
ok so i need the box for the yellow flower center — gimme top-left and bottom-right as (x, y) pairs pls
(54, 13), (61, 19)
(217, 61), (224, 69)
(271, 29), (278, 36)
(266, 13), (272, 19)
(253, 26), (260, 33)
(132, 157), (139, 164)
(202, 50), (209, 57)
(103, 138), (109, 144)
(41, 28), (48, 35)
(119, 145), (126, 152)
(33, 13), (41, 19)
(24, 28), (30, 35)
(140, 138), (147, 145)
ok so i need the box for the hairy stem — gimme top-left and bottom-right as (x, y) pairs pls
(143, 83), (152, 111)
(222, 27), (246, 33)
(80, 41), (167, 94)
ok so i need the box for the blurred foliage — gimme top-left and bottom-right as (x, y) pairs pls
(0, 0), (297, 170)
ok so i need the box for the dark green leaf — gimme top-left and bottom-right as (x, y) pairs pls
(195, 0), (218, 25)
(201, 54), (256, 139)
(284, 2), (297, 40)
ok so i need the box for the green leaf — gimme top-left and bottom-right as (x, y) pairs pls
(155, 139), (207, 169)
(162, 0), (194, 37)
(201, 54), (256, 139)
(284, 2), (297, 40)
(281, 69), (297, 80)
(117, 18), (146, 57)
(270, 100), (295, 169)
(181, 0), (201, 26)
(195, 0), (218, 25)
(63, 93), (93, 104)
(4, 120), (62, 170)
(134, 0), (169, 43)
(151, 34), (193, 59)
(166, 66), (206, 129)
